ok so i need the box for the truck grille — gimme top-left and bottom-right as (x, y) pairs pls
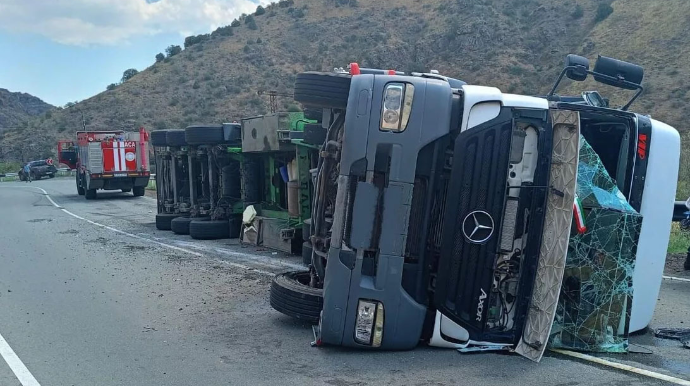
(435, 119), (513, 331)
(404, 177), (428, 263)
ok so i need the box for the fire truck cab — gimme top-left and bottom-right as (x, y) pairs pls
(73, 129), (151, 199)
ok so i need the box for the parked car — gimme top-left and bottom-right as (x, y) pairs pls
(19, 160), (57, 181)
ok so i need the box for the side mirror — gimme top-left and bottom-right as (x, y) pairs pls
(593, 55), (644, 90)
(565, 54), (590, 81)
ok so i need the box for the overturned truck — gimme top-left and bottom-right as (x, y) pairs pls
(270, 55), (680, 360)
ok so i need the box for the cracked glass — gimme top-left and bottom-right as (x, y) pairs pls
(549, 136), (642, 353)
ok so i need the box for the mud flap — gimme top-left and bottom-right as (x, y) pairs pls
(515, 110), (579, 362)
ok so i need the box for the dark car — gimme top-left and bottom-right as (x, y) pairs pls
(19, 160), (57, 181)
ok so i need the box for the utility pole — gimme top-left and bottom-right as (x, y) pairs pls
(257, 90), (294, 113)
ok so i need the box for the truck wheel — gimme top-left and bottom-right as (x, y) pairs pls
(85, 189), (97, 200)
(294, 72), (351, 109)
(171, 216), (192, 235)
(156, 213), (178, 230)
(166, 129), (187, 147)
(76, 175), (85, 195)
(132, 186), (145, 197)
(150, 130), (168, 147)
(228, 216), (242, 239)
(270, 271), (323, 323)
(185, 125), (224, 145)
(189, 219), (229, 240)
(302, 241), (313, 266)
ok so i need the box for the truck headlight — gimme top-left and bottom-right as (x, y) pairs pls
(354, 300), (384, 347)
(381, 83), (414, 132)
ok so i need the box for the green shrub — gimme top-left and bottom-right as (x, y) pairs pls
(595, 3), (613, 22)
(155, 53), (165, 62)
(571, 4), (583, 19)
(231, 19), (241, 27)
(255, 5), (266, 15)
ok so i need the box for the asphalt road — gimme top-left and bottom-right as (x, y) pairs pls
(0, 178), (686, 386)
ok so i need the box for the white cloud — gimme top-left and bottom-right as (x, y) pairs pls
(0, 0), (266, 46)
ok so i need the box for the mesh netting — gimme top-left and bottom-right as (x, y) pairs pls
(548, 136), (642, 353)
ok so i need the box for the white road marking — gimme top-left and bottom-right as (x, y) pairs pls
(663, 275), (690, 283)
(7, 186), (288, 277)
(552, 349), (690, 385)
(0, 332), (41, 386)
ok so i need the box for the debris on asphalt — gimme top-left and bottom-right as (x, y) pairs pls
(654, 328), (690, 349)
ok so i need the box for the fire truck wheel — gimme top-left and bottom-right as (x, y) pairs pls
(85, 189), (97, 200)
(294, 72), (351, 109)
(171, 216), (192, 235)
(165, 129), (187, 147)
(76, 175), (85, 195)
(270, 271), (323, 323)
(301, 242), (313, 266)
(150, 130), (169, 147)
(189, 219), (229, 240)
(156, 213), (178, 230)
(132, 186), (145, 197)
(228, 216), (242, 239)
(184, 125), (224, 145)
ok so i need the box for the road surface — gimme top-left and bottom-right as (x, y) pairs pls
(0, 178), (686, 385)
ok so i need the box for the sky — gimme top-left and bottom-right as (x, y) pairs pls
(0, 0), (264, 107)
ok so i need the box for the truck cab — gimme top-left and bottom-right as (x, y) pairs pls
(284, 55), (679, 359)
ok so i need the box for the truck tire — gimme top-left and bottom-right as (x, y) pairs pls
(171, 216), (193, 235)
(150, 130), (168, 147)
(76, 175), (85, 195)
(294, 72), (351, 109)
(270, 271), (323, 323)
(133, 186), (145, 197)
(302, 241), (313, 266)
(185, 125), (224, 145)
(166, 129), (187, 147)
(228, 216), (242, 239)
(156, 213), (178, 230)
(85, 189), (97, 200)
(189, 219), (229, 240)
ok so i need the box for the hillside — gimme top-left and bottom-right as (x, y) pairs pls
(2, 0), (689, 192)
(0, 88), (54, 130)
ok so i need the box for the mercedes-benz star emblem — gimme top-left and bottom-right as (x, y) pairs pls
(462, 210), (495, 244)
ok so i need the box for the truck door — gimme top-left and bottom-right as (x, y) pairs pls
(102, 140), (138, 174)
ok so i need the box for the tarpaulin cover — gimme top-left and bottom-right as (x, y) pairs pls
(549, 136), (642, 353)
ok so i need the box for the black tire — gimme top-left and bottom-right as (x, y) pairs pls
(166, 129), (187, 147)
(185, 125), (224, 145)
(228, 216), (242, 239)
(302, 241), (313, 266)
(48, 174), (55, 179)
(76, 174), (85, 195)
(19, 174), (25, 182)
(270, 271), (323, 323)
(294, 72), (351, 109)
(150, 130), (168, 147)
(33, 173), (41, 181)
(156, 213), (178, 230)
(171, 216), (193, 235)
(133, 186), (145, 196)
(189, 219), (229, 240)
(85, 189), (97, 200)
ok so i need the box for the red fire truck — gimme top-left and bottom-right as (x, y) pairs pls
(58, 128), (151, 199)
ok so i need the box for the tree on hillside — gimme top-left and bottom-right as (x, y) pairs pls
(121, 68), (139, 83)
(231, 19), (241, 27)
(165, 44), (182, 57)
(106, 83), (118, 91)
(595, 3), (613, 22)
(155, 53), (165, 62)
(255, 5), (266, 15)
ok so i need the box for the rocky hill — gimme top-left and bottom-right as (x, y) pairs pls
(0, 88), (54, 130)
(2, 0), (689, 191)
